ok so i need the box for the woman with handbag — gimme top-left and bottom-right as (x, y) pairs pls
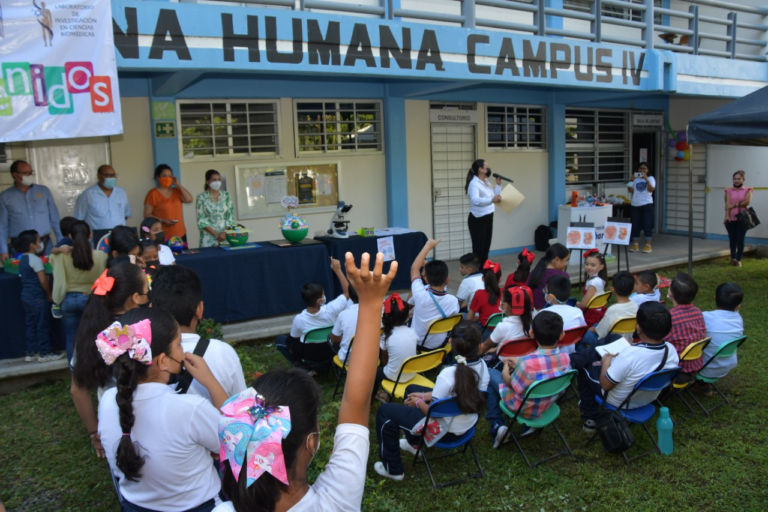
(724, 170), (753, 267)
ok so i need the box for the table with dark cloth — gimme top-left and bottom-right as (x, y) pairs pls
(0, 271), (66, 360)
(175, 242), (334, 324)
(315, 231), (428, 296)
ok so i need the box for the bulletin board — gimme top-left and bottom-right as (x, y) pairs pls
(234, 162), (340, 220)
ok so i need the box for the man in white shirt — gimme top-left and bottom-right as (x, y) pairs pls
(331, 286), (359, 363)
(541, 275), (585, 354)
(456, 253), (483, 310)
(151, 266), (246, 402)
(276, 257), (350, 372)
(579, 271), (638, 350)
(74, 165), (131, 230)
(571, 302), (679, 434)
(698, 283), (744, 383)
(410, 238), (460, 350)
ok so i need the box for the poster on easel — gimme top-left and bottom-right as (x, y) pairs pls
(566, 223), (596, 250)
(604, 218), (632, 246)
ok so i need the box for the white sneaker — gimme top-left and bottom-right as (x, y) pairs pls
(38, 353), (66, 363)
(493, 425), (509, 449)
(399, 438), (420, 456)
(24, 353), (38, 362)
(374, 461), (404, 481)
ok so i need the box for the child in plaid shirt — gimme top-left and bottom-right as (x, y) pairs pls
(486, 311), (571, 448)
(665, 273), (706, 385)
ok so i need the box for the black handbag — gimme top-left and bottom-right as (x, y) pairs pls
(595, 345), (668, 454)
(737, 207), (760, 231)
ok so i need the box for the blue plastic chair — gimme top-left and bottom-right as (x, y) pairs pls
(411, 397), (484, 490)
(589, 367), (681, 466)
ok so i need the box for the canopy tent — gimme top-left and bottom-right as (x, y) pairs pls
(683, 84), (768, 274)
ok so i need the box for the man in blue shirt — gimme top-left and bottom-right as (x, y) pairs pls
(0, 161), (62, 263)
(73, 164), (131, 230)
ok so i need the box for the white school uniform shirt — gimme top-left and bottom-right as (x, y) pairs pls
(630, 176), (656, 206)
(629, 289), (661, 307)
(467, 176), (501, 218)
(179, 333), (247, 402)
(490, 316), (528, 348)
(595, 300), (639, 340)
(158, 244), (176, 265)
(332, 303), (358, 362)
(456, 272), (484, 305)
(411, 279), (460, 350)
(380, 325), (419, 381)
(431, 359), (490, 434)
(603, 342), (679, 409)
(585, 276), (606, 294)
(213, 424), (370, 512)
(290, 295), (349, 342)
(99, 383), (221, 511)
(700, 309), (744, 379)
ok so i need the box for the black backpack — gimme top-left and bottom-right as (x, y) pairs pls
(534, 225), (551, 251)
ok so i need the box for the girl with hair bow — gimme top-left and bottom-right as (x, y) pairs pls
(504, 248), (535, 289)
(575, 249), (608, 326)
(373, 293), (419, 403)
(478, 285), (534, 370)
(467, 260), (503, 334)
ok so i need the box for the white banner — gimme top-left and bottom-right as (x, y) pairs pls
(0, 0), (122, 142)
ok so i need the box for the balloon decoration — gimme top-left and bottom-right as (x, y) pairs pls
(667, 125), (691, 162)
(668, 138), (678, 148)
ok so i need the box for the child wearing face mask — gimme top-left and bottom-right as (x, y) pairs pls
(16, 230), (65, 363)
(141, 217), (176, 265)
(539, 275), (586, 354)
(275, 257), (351, 374)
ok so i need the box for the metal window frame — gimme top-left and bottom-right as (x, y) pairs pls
(565, 107), (630, 185)
(293, 99), (384, 157)
(485, 103), (548, 152)
(177, 99), (281, 162)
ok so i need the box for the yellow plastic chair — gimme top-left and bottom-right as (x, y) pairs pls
(332, 337), (354, 399)
(418, 314), (462, 352)
(657, 338), (711, 416)
(606, 317), (637, 337)
(381, 348), (447, 402)
(586, 291), (612, 310)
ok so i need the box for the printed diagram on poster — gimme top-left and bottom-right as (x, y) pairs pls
(295, 173), (316, 205)
(566, 224), (596, 250)
(264, 171), (287, 204)
(604, 220), (632, 246)
(377, 236), (396, 262)
(0, 0), (122, 142)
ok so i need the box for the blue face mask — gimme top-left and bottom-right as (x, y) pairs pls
(103, 177), (117, 189)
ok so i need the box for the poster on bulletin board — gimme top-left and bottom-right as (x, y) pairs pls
(235, 163), (339, 220)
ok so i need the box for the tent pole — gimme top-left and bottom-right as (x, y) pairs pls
(687, 125), (694, 276)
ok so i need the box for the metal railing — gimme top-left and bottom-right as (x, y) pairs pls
(185, 0), (768, 61)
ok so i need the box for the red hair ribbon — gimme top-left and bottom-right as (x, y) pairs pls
(521, 248), (535, 264)
(583, 248), (600, 259)
(483, 259), (501, 274)
(92, 270), (115, 296)
(508, 286), (532, 316)
(383, 293), (404, 314)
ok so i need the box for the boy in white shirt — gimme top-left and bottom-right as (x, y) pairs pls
(410, 238), (460, 350)
(697, 283), (745, 391)
(330, 285), (359, 364)
(629, 270), (661, 306)
(456, 253), (483, 310)
(572, 301), (679, 433)
(578, 271), (639, 351)
(541, 275), (586, 353)
(151, 265), (246, 402)
(276, 257), (350, 372)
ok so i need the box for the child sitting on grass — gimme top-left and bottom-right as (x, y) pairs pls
(630, 270), (660, 306)
(697, 283), (744, 395)
(275, 257), (350, 373)
(486, 311), (571, 448)
(578, 271), (638, 351)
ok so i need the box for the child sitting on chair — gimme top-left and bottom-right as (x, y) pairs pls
(630, 270), (661, 306)
(504, 249), (535, 289)
(478, 285), (533, 370)
(374, 321), (488, 481)
(456, 253), (483, 310)
(486, 311), (571, 448)
(697, 283), (744, 394)
(330, 285), (359, 362)
(410, 238), (460, 350)
(578, 271), (638, 351)
(373, 293), (418, 403)
(275, 257), (350, 373)
(575, 249), (608, 326)
(541, 275), (586, 353)
(467, 260), (503, 333)
(665, 273), (706, 386)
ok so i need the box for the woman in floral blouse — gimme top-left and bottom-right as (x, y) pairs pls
(195, 170), (235, 248)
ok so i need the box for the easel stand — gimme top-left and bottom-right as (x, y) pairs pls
(568, 222), (595, 292)
(603, 217), (632, 274)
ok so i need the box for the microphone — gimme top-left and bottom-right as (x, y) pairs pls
(492, 172), (514, 183)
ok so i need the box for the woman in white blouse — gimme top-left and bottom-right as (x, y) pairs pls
(465, 159), (502, 263)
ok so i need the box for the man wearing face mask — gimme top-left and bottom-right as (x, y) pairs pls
(0, 160), (63, 264)
(73, 165), (132, 231)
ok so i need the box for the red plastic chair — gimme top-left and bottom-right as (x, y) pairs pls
(557, 326), (589, 350)
(498, 337), (538, 359)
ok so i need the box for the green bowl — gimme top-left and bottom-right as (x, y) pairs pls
(282, 227), (308, 244)
(225, 232), (249, 246)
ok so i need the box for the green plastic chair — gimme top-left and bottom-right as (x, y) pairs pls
(300, 325), (334, 371)
(689, 335), (748, 416)
(498, 369), (578, 468)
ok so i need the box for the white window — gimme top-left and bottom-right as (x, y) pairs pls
(294, 100), (383, 155)
(178, 100), (280, 160)
(565, 109), (629, 184)
(486, 104), (547, 150)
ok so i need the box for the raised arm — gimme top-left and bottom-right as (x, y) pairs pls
(330, 257), (350, 298)
(338, 252), (397, 426)
(172, 177), (194, 203)
(411, 238), (441, 281)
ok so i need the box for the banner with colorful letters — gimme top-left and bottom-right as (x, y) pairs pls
(0, 0), (122, 142)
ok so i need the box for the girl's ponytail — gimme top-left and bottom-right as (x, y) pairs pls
(482, 263), (501, 306)
(465, 159), (485, 193)
(502, 286), (533, 334)
(382, 294), (409, 341)
(71, 221), (94, 271)
(449, 322), (485, 414)
(528, 243), (568, 288)
(513, 250), (533, 284)
(115, 357), (144, 481)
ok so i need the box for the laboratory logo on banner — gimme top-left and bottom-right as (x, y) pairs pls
(0, 0), (123, 142)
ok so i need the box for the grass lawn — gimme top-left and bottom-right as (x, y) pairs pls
(2, 256), (767, 511)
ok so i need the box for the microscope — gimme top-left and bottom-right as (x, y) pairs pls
(327, 201), (353, 239)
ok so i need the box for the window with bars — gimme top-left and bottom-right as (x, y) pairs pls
(178, 101), (279, 160)
(295, 101), (383, 155)
(563, 0), (662, 24)
(565, 109), (629, 184)
(486, 105), (547, 150)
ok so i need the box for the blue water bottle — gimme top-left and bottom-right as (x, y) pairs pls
(657, 407), (674, 455)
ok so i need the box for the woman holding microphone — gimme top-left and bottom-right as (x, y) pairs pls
(465, 159), (502, 263)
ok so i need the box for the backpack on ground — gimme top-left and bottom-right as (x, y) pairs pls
(534, 225), (551, 251)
